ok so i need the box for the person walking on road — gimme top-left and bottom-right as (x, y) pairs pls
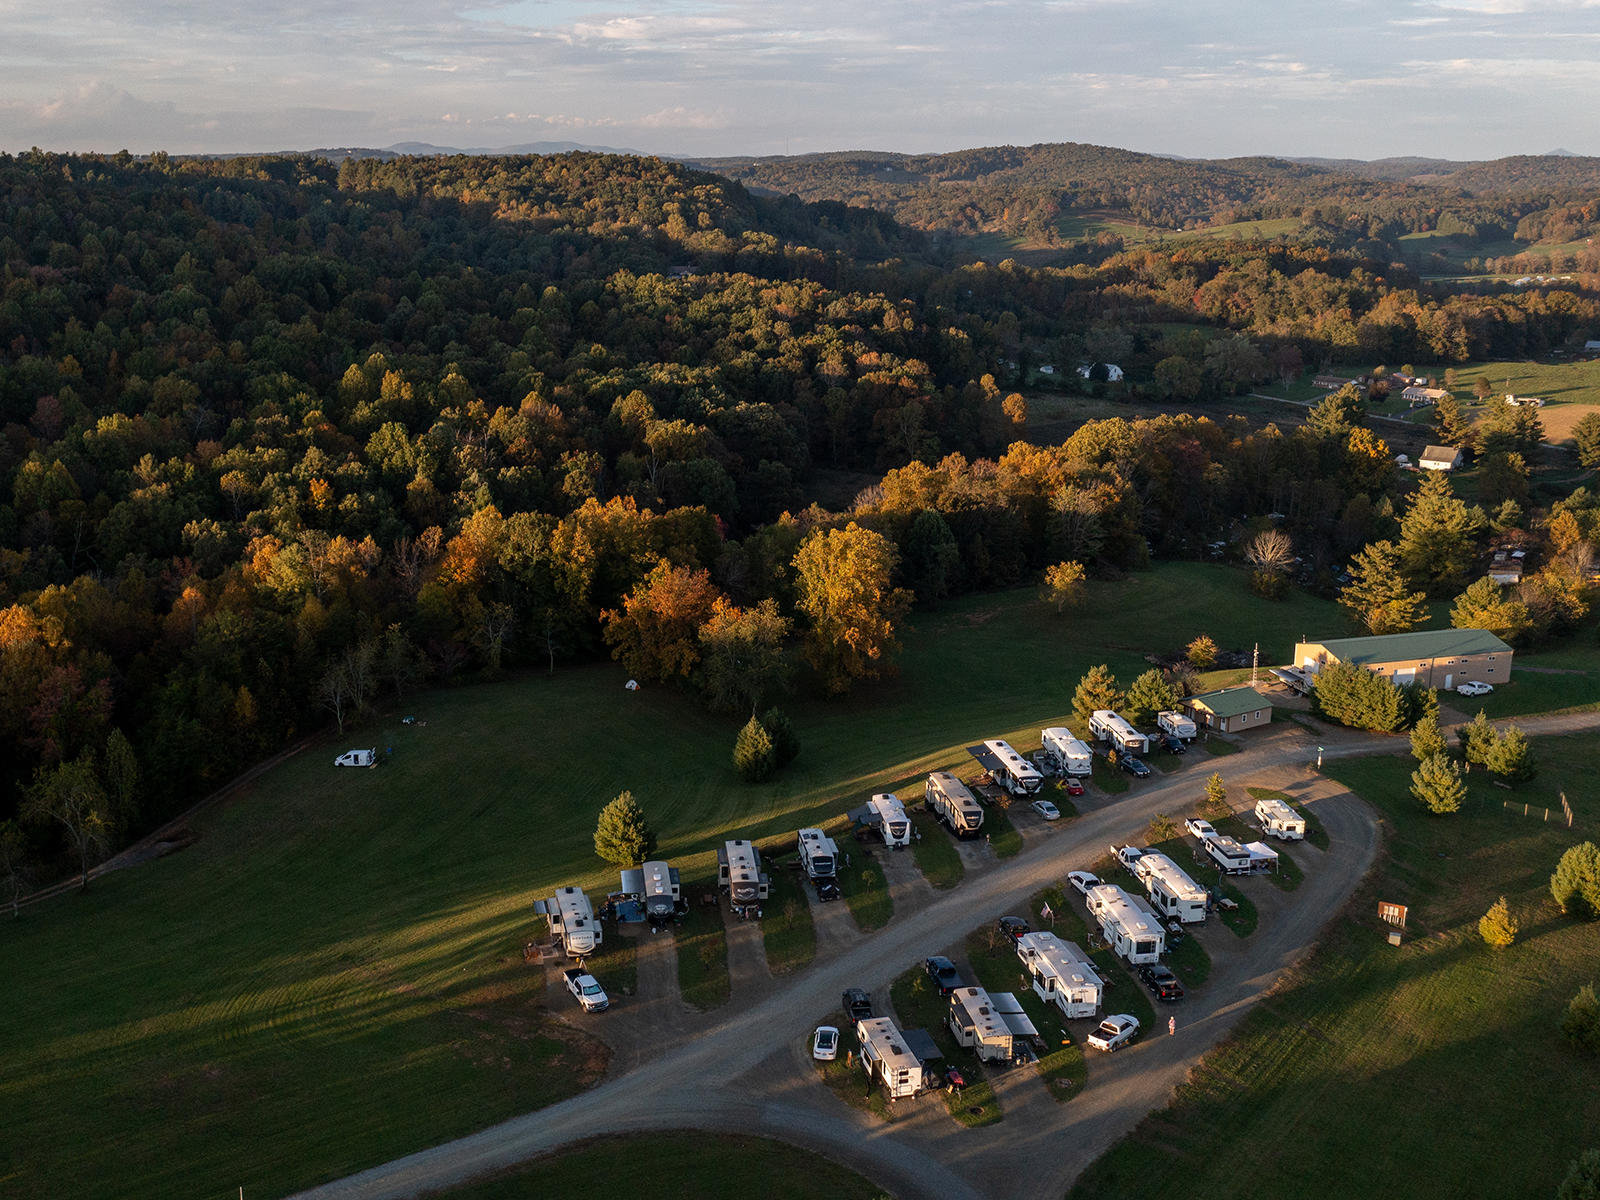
(1168, 1015), (1176, 1037)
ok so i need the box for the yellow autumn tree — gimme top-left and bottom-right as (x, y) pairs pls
(793, 522), (912, 695)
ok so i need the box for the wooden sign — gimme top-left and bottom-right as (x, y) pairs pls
(1378, 901), (1407, 928)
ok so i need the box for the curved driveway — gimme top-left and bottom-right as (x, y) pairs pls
(291, 712), (1600, 1200)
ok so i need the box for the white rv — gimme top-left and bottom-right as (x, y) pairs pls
(1203, 833), (1253, 876)
(1157, 711), (1197, 741)
(925, 771), (985, 838)
(534, 885), (602, 956)
(865, 793), (911, 848)
(982, 739), (1044, 796)
(1133, 852), (1208, 924)
(1089, 710), (1148, 755)
(1085, 883), (1165, 964)
(620, 860), (683, 928)
(947, 986), (1014, 1063)
(856, 1017), (926, 1099)
(1016, 931), (1102, 1019)
(1040, 727), (1093, 776)
(797, 827), (839, 892)
(716, 840), (770, 916)
(1254, 796), (1306, 840)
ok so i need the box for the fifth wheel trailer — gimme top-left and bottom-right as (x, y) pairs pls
(847, 793), (912, 848)
(716, 839), (770, 917)
(1085, 883), (1166, 964)
(1039, 727), (1093, 776)
(966, 739), (1044, 795)
(856, 1017), (926, 1099)
(1089, 710), (1148, 755)
(533, 885), (603, 956)
(925, 771), (985, 838)
(1132, 852), (1208, 924)
(797, 827), (840, 897)
(1016, 931), (1102, 1019)
(619, 860), (684, 929)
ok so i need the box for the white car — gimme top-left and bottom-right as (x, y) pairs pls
(1185, 818), (1217, 841)
(1456, 681), (1494, 697)
(1087, 1014), (1141, 1052)
(1067, 870), (1101, 896)
(1030, 799), (1061, 821)
(812, 1025), (839, 1062)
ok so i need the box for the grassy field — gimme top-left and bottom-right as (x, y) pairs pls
(673, 900), (731, 1011)
(428, 1132), (888, 1199)
(752, 833), (817, 975)
(1071, 732), (1600, 1200)
(910, 809), (964, 888)
(0, 562), (1370, 1200)
(986, 800), (1024, 858)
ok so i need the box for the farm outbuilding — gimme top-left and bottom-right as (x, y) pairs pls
(1419, 445), (1464, 471)
(1293, 628), (1512, 690)
(1183, 686), (1272, 734)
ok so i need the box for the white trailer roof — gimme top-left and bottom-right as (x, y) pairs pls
(1205, 833), (1251, 861)
(1091, 710), (1141, 739)
(1041, 727), (1092, 757)
(1136, 852), (1208, 901)
(927, 771), (983, 816)
(857, 1017), (920, 1067)
(1016, 931), (1099, 988)
(950, 986), (1012, 1043)
(1255, 796), (1303, 824)
(1088, 884), (1163, 940)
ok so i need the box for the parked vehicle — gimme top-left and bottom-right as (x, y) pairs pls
(975, 739), (1044, 796)
(1087, 1014), (1141, 1052)
(842, 988), (874, 1021)
(1456, 681), (1494, 697)
(1133, 852), (1208, 924)
(856, 1017), (926, 1098)
(1254, 796), (1306, 841)
(1062, 776), (1086, 797)
(1161, 735), (1187, 755)
(717, 839), (770, 918)
(1067, 870), (1101, 896)
(563, 967), (609, 1012)
(924, 956), (964, 995)
(864, 793), (911, 848)
(1030, 798), (1061, 821)
(812, 1025), (840, 1061)
(1017, 930), (1102, 1020)
(1085, 883), (1166, 964)
(997, 916), (1031, 942)
(333, 748), (377, 768)
(1089, 710), (1149, 755)
(798, 827), (841, 899)
(1118, 755), (1152, 778)
(1139, 964), (1185, 1001)
(1112, 844), (1145, 872)
(1184, 817), (1217, 841)
(533, 885), (603, 956)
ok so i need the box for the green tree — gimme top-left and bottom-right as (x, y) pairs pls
(1186, 634), (1218, 671)
(1473, 375), (1494, 401)
(102, 727), (140, 827)
(1573, 411), (1600, 471)
(902, 509), (961, 605)
(24, 756), (113, 890)
(1484, 723), (1535, 785)
(1558, 1148), (1600, 1200)
(593, 791), (656, 867)
(1202, 772), (1230, 820)
(1398, 471), (1486, 594)
(1306, 383), (1364, 437)
(793, 523), (913, 696)
(1072, 664), (1125, 726)
(1312, 659), (1408, 732)
(698, 598), (793, 715)
(1562, 986), (1600, 1055)
(1478, 896), (1518, 948)
(1410, 710), (1447, 761)
(759, 707), (800, 768)
(1039, 560), (1088, 614)
(1124, 668), (1181, 727)
(733, 716), (776, 783)
(1432, 393), (1472, 449)
(1340, 540), (1426, 634)
(1146, 812), (1179, 844)
(1411, 752), (1466, 814)
(1450, 575), (1532, 645)
(1458, 708), (1497, 766)
(1551, 842), (1600, 919)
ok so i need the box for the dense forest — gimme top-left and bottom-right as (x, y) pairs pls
(2, 146), (1598, 886)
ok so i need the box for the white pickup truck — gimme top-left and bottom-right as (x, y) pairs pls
(563, 967), (609, 1012)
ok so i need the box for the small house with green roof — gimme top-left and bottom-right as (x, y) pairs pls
(1183, 686), (1272, 734)
(1292, 628), (1512, 690)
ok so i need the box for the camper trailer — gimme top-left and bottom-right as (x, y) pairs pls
(534, 886), (602, 956)
(1040, 727), (1094, 777)
(947, 986), (1015, 1063)
(851, 793), (911, 848)
(856, 1017), (926, 1099)
(620, 860), (684, 929)
(1132, 853), (1208, 924)
(1089, 710), (1149, 755)
(925, 772), (985, 838)
(716, 840), (770, 918)
(979, 739), (1044, 796)
(1157, 711), (1197, 741)
(797, 827), (840, 898)
(1016, 931), (1102, 1019)
(1254, 796), (1306, 841)
(1203, 833), (1253, 876)
(1086, 884), (1166, 964)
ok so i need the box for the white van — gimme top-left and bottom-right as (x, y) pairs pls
(334, 748), (377, 768)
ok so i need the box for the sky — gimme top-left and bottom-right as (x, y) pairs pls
(3, 0), (1600, 161)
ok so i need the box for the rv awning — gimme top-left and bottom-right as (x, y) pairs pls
(966, 744), (1004, 774)
(845, 804), (874, 827)
(899, 1027), (944, 1064)
(618, 868), (644, 895)
(990, 993), (1040, 1039)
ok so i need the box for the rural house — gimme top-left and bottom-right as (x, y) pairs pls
(1419, 445), (1464, 471)
(1183, 686), (1272, 734)
(1401, 385), (1450, 407)
(1292, 628), (1512, 690)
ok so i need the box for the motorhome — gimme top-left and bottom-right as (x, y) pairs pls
(979, 739), (1044, 796)
(1040, 727), (1093, 776)
(855, 1017), (926, 1099)
(716, 840), (770, 917)
(947, 986), (1014, 1063)
(534, 885), (602, 956)
(1089, 710), (1149, 755)
(620, 860), (684, 929)
(925, 772), (985, 838)
(1203, 833), (1253, 876)
(1254, 796), (1306, 840)
(852, 793), (911, 848)
(1157, 711), (1197, 741)
(797, 827), (840, 897)
(1085, 884), (1166, 964)
(1133, 853), (1208, 924)
(1016, 931), (1102, 1019)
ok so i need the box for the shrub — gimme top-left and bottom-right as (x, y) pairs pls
(1409, 711), (1447, 761)
(1186, 634), (1218, 671)
(1561, 984), (1600, 1055)
(1146, 813), (1179, 844)
(593, 790), (656, 867)
(1477, 896), (1517, 948)
(1457, 709), (1496, 765)
(1201, 772), (1230, 820)
(1484, 723), (1535, 786)
(759, 707), (800, 768)
(1311, 660), (1409, 732)
(733, 716), (775, 783)
(1551, 842), (1600, 919)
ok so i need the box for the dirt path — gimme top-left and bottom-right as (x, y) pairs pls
(804, 885), (862, 959)
(723, 910), (776, 1005)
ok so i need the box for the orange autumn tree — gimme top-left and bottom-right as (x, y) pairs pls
(793, 522), (912, 695)
(601, 560), (724, 683)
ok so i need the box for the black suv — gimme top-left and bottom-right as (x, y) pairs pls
(842, 987), (873, 1021)
(1119, 756), (1153, 778)
(1138, 963), (1185, 1001)
(997, 916), (1031, 942)
(924, 956), (965, 995)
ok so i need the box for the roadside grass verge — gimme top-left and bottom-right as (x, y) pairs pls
(430, 1131), (887, 1200)
(910, 809), (965, 889)
(1091, 757), (1131, 793)
(1069, 732), (1600, 1200)
(1217, 881), (1258, 937)
(757, 861), (816, 975)
(1164, 925), (1212, 987)
(673, 897), (731, 1011)
(985, 800), (1024, 858)
(890, 967), (1003, 1127)
(838, 856), (893, 932)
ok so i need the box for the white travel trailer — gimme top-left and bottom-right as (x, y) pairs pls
(1203, 833), (1253, 876)
(620, 860), (683, 929)
(856, 1017), (926, 1099)
(980, 739), (1044, 796)
(1254, 796), (1306, 841)
(534, 885), (603, 956)
(1133, 852), (1208, 924)
(716, 840), (770, 916)
(1040, 727), (1094, 776)
(1016, 931), (1102, 1019)
(1089, 710), (1148, 755)
(1085, 884), (1165, 964)
(947, 986), (1014, 1063)
(858, 793), (911, 848)
(925, 771), (985, 838)
(797, 827), (839, 886)
(1157, 711), (1197, 741)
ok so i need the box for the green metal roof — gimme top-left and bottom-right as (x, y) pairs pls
(1310, 627), (1512, 666)
(1186, 686), (1270, 719)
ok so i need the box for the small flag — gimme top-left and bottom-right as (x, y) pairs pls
(1040, 903), (1054, 921)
